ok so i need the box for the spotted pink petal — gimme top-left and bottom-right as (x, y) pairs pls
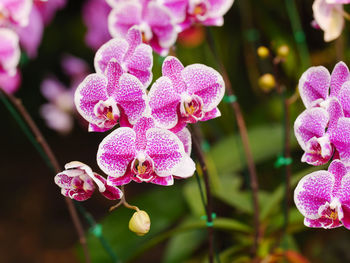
(172, 154), (196, 178)
(294, 170), (334, 219)
(294, 107), (329, 151)
(144, 1), (178, 49)
(329, 160), (348, 195)
(0, 28), (20, 75)
(108, 1), (142, 38)
(330, 61), (350, 97)
(97, 127), (137, 177)
(338, 81), (350, 117)
(145, 128), (190, 177)
(113, 73), (146, 125)
(94, 38), (129, 75)
(175, 127), (192, 155)
(162, 56), (187, 93)
(330, 117), (350, 163)
(151, 175), (174, 186)
(92, 173), (123, 200)
(105, 60), (123, 96)
(107, 172), (132, 186)
(182, 64), (225, 111)
(201, 107), (221, 121)
(1, 0), (32, 26)
(304, 217), (342, 229)
(323, 97), (344, 132)
(149, 76), (181, 129)
(341, 204), (350, 229)
(298, 66), (331, 108)
(74, 73), (109, 125)
(124, 26), (142, 59)
(301, 136), (333, 165)
(133, 117), (155, 151)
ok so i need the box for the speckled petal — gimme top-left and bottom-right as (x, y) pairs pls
(175, 127), (192, 155)
(294, 170), (334, 219)
(97, 127), (137, 177)
(330, 61), (350, 96)
(338, 81), (350, 117)
(108, 1), (142, 38)
(182, 64), (225, 111)
(162, 56), (187, 93)
(304, 217), (342, 229)
(294, 107), (329, 151)
(94, 37), (129, 75)
(151, 175), (174, 186)
(107, 172), (132, 186)
(149, 76), (181, 129)
(113, 73), (146, 125)
(298, 66), (331, 108)
(201, 107), (221, 121)
(330, 117), (350, 163)
(92, 173), (123, 200)
(145, 128), (185, 177)
(74, 73), (109, 125)
(133, 117), (155, 151)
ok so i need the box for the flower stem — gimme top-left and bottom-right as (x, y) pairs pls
(206, 28), (260, 257)
(0, 88), (91, 263)
(192, 126), (214, 263)
(109, 185), (139, 212)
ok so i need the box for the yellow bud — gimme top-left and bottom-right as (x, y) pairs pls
(277, 45), (289, 58)
(257, 46), (269, 59)
(128, 210), (150, 236)
(258, 73), (276, 92)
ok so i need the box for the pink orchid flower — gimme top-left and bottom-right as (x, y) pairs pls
(0, 0), (32, 27)
(97, 117), (196, 186)
(95, 26), (153, 87)
(55, 161), (123, 201)
(34, 0), (66, 25)
(83, 0), (111, 50)
(294, 160), (350, 229)
(0, 69), (20, 94)
(148, 56), (225, 132)
(75, 60), (147, 132)
(108, 0), (177, 56)
(312, 0), (350, 42)
(0, 28), (20, 76)
(162, 0), (234, 30)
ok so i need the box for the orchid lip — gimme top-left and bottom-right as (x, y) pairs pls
(180, 94), (204, 120)
(131, 152), (154, 178)
(93, 97), (120, 127)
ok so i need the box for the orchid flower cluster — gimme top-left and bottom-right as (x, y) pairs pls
(54, 26), (225, 202)
(83, 0), (234, 55)
(0, 0), (66, 94)
(294, 61), (350, 229)
(312, 0), (350, 42)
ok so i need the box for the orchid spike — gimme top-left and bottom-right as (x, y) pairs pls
(148, 56), (225, 132)
(97, 117), (196, 186)
(55, 161), (123, 201)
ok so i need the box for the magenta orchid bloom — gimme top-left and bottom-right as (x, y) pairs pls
(95, 26), (153, 87)
(0, 69), (20, 94)
(0, 28), (20, 76)
(163, 0), (234, 30)
(34, 0), (66, 25)
(148, 56), (225, 132)
(75, 60), (147, 132)
(294, 160), (350, 229)
(312, 0), (350, 42)
(97, 117), (196, 186)
(83, 0), (111, 50)
(0, 0), (32, 27)
(55, 161), (123, 201)
(108, 0), (177, 56)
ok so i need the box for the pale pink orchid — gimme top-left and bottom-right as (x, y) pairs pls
(161, 0), (234, 30)
(148, 56), (225, 132)
(0, 69), (20, 93)
(312, 0), (350, 42)
(295, 61), (350, 165)
(83, 0), (111, 50)
(0, 0), (32, 27)
(294, 160), (350, 229)
(97, 117), (196, 186)
(55, 161), (123, 201)
(75, 60), (147, 132)
(0, 28), (20, 76)
(94, 26), (153, 87)
(108, 0), (177, 56)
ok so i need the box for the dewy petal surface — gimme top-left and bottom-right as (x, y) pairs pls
(181, 64), (225, 111)
(294, 170), (334, 219)
(97, 127), (137, 177)
(298, 65), (331, 108)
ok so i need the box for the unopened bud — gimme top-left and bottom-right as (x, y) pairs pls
(129, 210), (150, 236)
(257, 46), (269, 59)
(277, 45), (289, 58)
(258, 73), (276, 92)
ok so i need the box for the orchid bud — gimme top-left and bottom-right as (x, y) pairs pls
(257, 46), (269, 59)
(128, 210), (151, 236)
(277, 45), (289, 58)
(258, 73), (276, 92)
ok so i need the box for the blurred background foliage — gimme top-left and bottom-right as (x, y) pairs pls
(2, 0), (350, 262)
